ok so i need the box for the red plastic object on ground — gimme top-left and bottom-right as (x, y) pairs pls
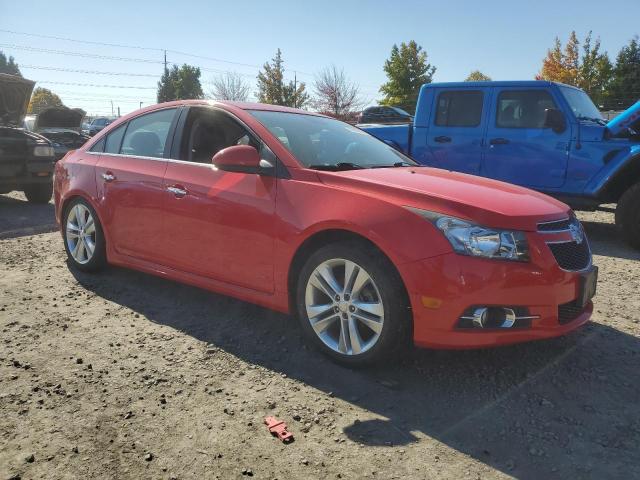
(264, 416), (294, 443)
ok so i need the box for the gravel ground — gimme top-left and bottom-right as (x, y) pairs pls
(1, 192), (639, 480)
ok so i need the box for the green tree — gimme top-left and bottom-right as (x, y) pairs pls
(539, 31), (581, 85)
(465, 70), (491, 81)
(0, 51), (21, 76)
(379, 40), (435, 113)
(28, 87), (63, 114)
(157, 64), (203, 102)
(579, 32), (613, 107)
(256, 49), (309, 108)
(607, 36), (640, 109)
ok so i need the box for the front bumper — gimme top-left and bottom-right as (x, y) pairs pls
(0, 159), (55, 189)
(401, 239), (594, 349)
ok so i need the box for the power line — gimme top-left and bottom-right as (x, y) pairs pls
(35, 80), (156, 89)
(21, 65), (159, 77)
(0, 43), (163, 63)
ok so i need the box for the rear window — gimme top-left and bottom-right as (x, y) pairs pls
(89, 137), (105, 153)
(496, 90), (557, 129)
(435, 90), (484, 127)
(104, 124), (126, 154)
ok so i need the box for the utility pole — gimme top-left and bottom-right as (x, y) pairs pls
(164, 50), (168, 72)
(111, 100), (114, 117)
(139, 101), (143, 109)
(293, 70), (297, 108)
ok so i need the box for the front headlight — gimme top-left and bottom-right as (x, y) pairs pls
(406, 207), (530, 262)
(33, 145), (55, 157)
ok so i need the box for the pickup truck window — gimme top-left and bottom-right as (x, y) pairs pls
(496, 90), (557, 129)
(435, 91), (483, 127)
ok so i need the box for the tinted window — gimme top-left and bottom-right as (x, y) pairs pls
(89, 137), (105, 153)
(435, 91), (483, 127)
(496, 90), (557, 128)
(104, 124), (126, 154)
(121, 109), (176, 158)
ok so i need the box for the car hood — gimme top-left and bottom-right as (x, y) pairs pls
(34, 106), (85, 132)
(318, 167), (570, 231)
(0, 73), (35, 127)
(607, 100), (640, 136)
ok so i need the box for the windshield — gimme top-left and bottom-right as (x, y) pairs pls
(560, 86), (602, 121)
(249, 110), (416, 169)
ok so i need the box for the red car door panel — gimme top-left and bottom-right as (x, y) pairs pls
(161, 161), (277, 293)
(96, 155), (167, 261)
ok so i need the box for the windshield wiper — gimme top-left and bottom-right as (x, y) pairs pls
(370, 161), (417, 168)
(307, 162), (364, 171)
(577, 115), (607, 126)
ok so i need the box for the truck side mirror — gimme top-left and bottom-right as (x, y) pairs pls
(544, 108), (566, 134)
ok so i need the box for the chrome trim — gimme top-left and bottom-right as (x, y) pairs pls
(537, 217), (571, 233)
(460, 309), (539, 328)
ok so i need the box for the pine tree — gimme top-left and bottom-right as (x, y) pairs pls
(0, 51), (21, 76)
(607, 36), (640, 109)
(256, 49), (308, 108)
(379, 41), (435, 113)
(465, 71), (491, 81)
(157, 64), (203, 103)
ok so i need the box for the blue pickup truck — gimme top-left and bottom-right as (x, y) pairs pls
(361, 81), (640, 249)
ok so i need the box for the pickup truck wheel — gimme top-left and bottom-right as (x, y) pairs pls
(615, 182), (640, 250)
(63, 198), (106, 272)
(295, 242), (411, 366)
(23, 181), (53, 204)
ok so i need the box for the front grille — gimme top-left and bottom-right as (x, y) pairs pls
(538, 218), (572, 232)
(548, 241), (591, 271)
(558, 300), (586, 325)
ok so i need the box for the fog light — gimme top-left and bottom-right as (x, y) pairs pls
(458, 306), (539, 329)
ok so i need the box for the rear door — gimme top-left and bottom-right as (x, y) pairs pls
(95, 108), (178, 261)
(425, 88), (487, 174)
(482, 87), (569, 188)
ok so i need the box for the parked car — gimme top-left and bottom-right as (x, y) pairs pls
(27, 106), (90, 160)
(54, 100), (597, 365)
(357, 105), (413, 124)
(88, 117), (113, 136)
(0, 74), (56, 203)
(361, 81), (640, 249)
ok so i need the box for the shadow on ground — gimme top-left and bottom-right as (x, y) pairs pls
(582, 219), (640, 261)
(0, 193), (56, 239)
(71, 264), (640, 480)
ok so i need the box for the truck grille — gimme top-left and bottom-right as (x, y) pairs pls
(548, 241), (591, 271)
(558, 300), (586, 325)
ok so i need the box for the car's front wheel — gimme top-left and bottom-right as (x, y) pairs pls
(23, 181), (53, 204)
(63, 198), (106, 272)
(296, 242), (410, 366)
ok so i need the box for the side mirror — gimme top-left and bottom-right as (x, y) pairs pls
(544, 108), (566, 134)
(212, 145), (269, 173)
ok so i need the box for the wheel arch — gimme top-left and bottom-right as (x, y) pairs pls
(596, 153), (640, 203)
(286, 228), (412, 325)
(59, 192), (109, 247)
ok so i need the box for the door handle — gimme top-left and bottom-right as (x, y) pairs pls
(434, 135), (452, 143)
(489, 137), (510, 145)
(101, 172), (115, 182)
(167, 185), (187, 198)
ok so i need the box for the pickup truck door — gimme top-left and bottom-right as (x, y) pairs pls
(482, 87), (569, 188)
(423, 88), (488, 174)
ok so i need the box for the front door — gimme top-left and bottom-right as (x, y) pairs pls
(482, 87), (569, 189)
(425, 88), (487, 174)
(95, 108), (177, 261)
(160, 107), (277, 293)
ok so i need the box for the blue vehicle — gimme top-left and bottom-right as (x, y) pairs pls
(360, 81), (640, 248)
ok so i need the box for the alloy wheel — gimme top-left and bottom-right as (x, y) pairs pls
(305, 258), (385, 355)
(66, 204), (96, 265)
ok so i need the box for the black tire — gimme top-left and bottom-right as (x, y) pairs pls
(23, 181), (53, 204)
(615, 182), (640, 250)
(62, 198), (107, 272)
(295, 241), (411, 367)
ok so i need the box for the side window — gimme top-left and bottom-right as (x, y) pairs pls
(104, 124), (126, 154)
(120, 108), (176, 158)
(89, 137), (105, 153)
(435, 90), (484, 127)
(178, 108), (258, 163)
(496, 90), (557, 129)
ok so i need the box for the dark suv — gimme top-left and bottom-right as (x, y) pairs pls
(88, 117), (113, 136)
(0, 74), (56, 203)
(357, 106), (413, 125)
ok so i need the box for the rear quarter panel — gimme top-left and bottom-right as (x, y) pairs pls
(54, 150), (100, 226)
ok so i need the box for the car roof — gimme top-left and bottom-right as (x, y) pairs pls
(424, 80), (576, 89)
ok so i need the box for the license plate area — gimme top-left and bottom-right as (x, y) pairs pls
(577, 266), (598, 308)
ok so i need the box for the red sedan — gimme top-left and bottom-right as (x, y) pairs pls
(54, 101), (597, 365)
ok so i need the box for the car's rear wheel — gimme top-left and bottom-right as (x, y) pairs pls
(615, 181), (640, 250)
(296, 242), (410, 366)
(63, 198), (106, 272)
(23, 181), (53, 204)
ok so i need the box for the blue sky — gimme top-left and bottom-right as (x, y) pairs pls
(1, 0), (638, 116)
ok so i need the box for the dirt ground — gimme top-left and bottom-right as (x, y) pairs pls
(1, 191), (639, 480)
